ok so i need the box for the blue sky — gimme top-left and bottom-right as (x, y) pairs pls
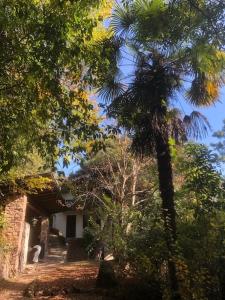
(58, 44), (225, 175)
(59, 93), (225, 176)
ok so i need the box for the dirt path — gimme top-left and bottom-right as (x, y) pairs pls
(0, 260), (100, 300)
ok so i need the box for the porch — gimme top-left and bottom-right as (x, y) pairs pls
(0, 175), (89, 279)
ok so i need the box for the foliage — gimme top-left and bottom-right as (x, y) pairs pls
(178, 143), (224, 210)
(174, 143), (225, 299)
(0, 209), (9, 254)
(95, 2), (225, 298)
(211, 119), (225, 163)
(71, 136), (166, 293)
(96, 0), (225, 169)
(76, 141), (225, 299)
(0, 210), (5, 230)
(69, 136), (158, 210)
(0, 150), (53, 196)
(0, 0), (112, 175)
(68, 137), (159, 261)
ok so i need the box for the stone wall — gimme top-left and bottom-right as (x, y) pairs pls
(19, 222), (30, 272)
(40, 217), (49, 257)
(0, 194), (27, 278)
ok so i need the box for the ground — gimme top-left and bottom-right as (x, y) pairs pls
(0, 244), (101, 300)
(0, 260), (100, 300)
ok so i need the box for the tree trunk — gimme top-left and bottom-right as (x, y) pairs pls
(155, 128), (181, 300)
(126, 160), (138, 234)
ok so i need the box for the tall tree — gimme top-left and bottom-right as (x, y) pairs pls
(97, 1), (225, 298)
(0, 0), (112, 174)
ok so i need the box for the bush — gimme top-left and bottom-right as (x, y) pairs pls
(117, 281), (162, 300)
(96, 261), (118, 288)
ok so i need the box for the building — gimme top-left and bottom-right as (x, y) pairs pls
(52, 212), (85, 239)
(0, 173), (88, 279)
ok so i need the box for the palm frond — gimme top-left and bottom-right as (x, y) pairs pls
(134, 0), (166, 17)
(98, 79), (126, 104)
(190, 44), (225, 79)
(186, 72), (220, 106)
(183, 111), (211, 140)
(133, 0), (168, 43)
(111, 3), (135, 37)
(186, 43), (225, 106)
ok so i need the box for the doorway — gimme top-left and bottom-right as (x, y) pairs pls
(66, 215), (76, 238)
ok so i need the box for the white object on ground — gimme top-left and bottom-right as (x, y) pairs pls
(104, 254), (114, 261)
(32, 245), (42, 263)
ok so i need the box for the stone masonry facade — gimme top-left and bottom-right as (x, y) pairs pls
(0, 194), (27, 278)
(40, 217), (49, 256)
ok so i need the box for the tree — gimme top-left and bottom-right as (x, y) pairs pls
(69, 136), (158, 215)
(97, 1), (225, 298)
(67, 137), (158, 260)
(0, 149), (54, 196)
(0, 0), (112, 175)
(211, 119), (225, 163)
(175, 143), (225, 299)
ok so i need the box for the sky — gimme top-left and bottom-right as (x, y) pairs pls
(59, 93), (225, 176)
(58, 30), (225, 176)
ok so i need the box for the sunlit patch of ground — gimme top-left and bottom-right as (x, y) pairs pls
(0, 261), (101, 300)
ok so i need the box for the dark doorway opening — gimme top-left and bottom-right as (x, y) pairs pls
(66, 215), (76, 238)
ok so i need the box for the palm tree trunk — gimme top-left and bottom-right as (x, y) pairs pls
(155, 126), (181, 300)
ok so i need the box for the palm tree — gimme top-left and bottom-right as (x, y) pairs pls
(97, 1), (225, 299)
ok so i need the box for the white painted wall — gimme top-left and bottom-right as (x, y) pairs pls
(52, 212), (67, 237)
(52, 212), (84, 238)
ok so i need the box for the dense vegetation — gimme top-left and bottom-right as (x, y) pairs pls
(0, 0), (113, 176)
(70, 138), (225, 299)
(0, 1), (225, 299)
(94, 1), (225, 298)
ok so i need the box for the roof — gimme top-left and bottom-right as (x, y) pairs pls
(28, 173), (79, 215)
(0, 172), (78, 215)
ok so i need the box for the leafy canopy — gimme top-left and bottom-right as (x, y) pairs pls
(96, 0), (225, 156)
(0, 0), (112, 175)
(211, 119), (225, 164)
